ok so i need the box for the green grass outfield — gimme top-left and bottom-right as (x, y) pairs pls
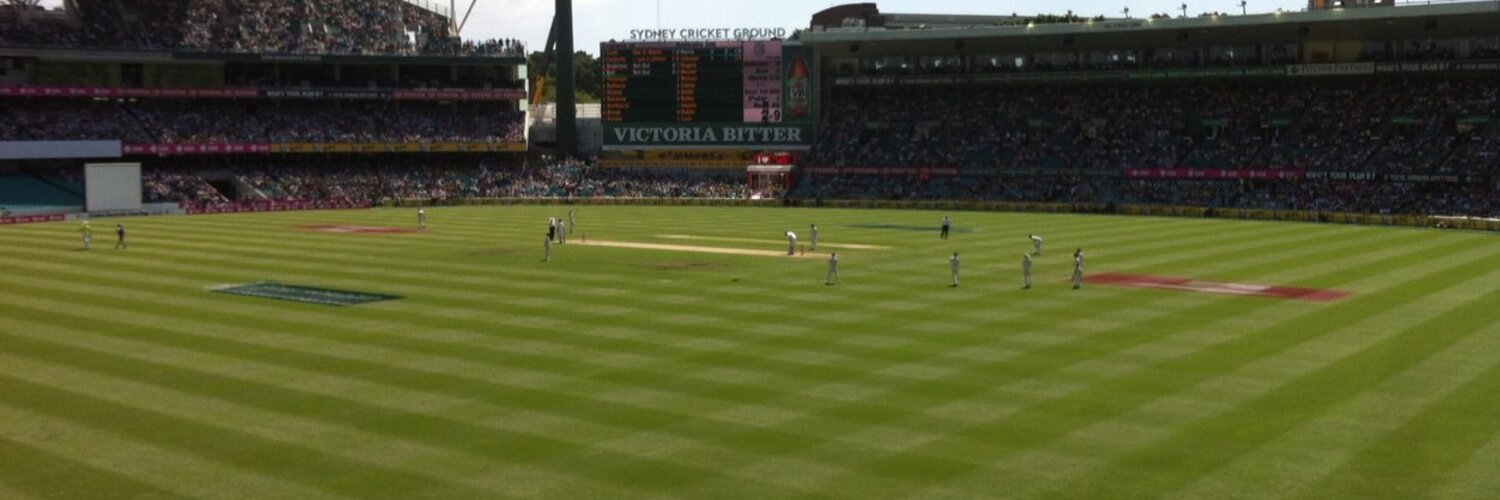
(3, 205), (1500, 499)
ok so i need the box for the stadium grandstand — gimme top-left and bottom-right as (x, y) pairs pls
(0, 0), (522, 55)
(1, 0), (529, 216)
(789, 0), (1500, 221)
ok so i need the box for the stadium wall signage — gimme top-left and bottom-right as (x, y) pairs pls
(172, 51), (526, 66)
(0, 85), (525, 101)
(1123, 168), (1306, 180)
(628, 28), (789, 41)
(120, 142), (526, 156)
(0, 214), (67, 225)
(802, 167), (960, 177)
(604, 123), (812, 148)
(1286, 63), (1375, 77)
(0, 141), (122, 160)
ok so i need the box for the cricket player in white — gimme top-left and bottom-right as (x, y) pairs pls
(810, 223), (819, 251)
(1022, 253), (1033, 289)
(417, 208), (426, 230)
(950, 252), (960, 287)
(1072, 249), (1084, 289)
(941, 216), (952, 239)
(1030, 234), (1043, 255)
(568, 209), (576, 233)
(543, 233), (552, 262)
(557, 216), (566, 245)
(786, 231), (798, 255)
(826, 253), (840, 285)
(79, 220), (92, 250)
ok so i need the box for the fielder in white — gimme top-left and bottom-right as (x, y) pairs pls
(786, 231), (798, 255)
(826, 253), (840, 285)
(950, 252), (960, 287)
(79, 220), (92, 250)
(543, 233), (552, 262)
(568, 209), (577, 233)
(417, 208), (426, 230)
(1072, 248), (1084, 289)
(557, 216), (566, 244)
(1030, 234), (1043, 255)
(810, 223), (819, 251)
(1022, 253), (1033, 289)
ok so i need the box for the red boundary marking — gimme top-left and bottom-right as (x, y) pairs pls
(299, 224), (418, 234)
(1087, 273), (1352, 302)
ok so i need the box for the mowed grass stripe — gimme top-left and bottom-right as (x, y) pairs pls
(980, 237), (1496, 496)
(811, 231), (1468, 496)
(0, 371), (503, 500)
(1162, 271), (1500, 500)
(3, 207), (1498, 499)
(1046, 251), (1500, 499)
(0, 434), (188, 500)
(0, 380), (347, 500)
(0, 340), (613, 500)
(1430, 432), (1500, 499)
(0, 214), (1440, 408)
(661, 223), (1438, 496)
(0, 207), (1356, 498)
(0, 273), (996, 486)
(0, 253), (1230, 486)
(585, 213), (1374, 423)
(0, 208), (1308, 396)
(0, 286), (852, 450)
(1289, 329), (1500, 498)
(0, 320), (809, 497)
(988, 248), (1500, 500)
(0, 263), (1027, 416)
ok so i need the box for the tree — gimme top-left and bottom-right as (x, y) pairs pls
(527, 50), (601, 103)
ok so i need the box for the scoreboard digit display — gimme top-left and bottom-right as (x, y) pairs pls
(603, 40), (784, 125)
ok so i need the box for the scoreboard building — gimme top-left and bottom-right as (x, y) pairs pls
(599, 39), (817, 170)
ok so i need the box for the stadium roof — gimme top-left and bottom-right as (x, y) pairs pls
(802, 1), (1500, 56)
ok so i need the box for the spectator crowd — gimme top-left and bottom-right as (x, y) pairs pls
(122, 160), (752, 207)
(0, 0), (523, 57)
(53, 160), (1487, 220)
(809, 77), (1500, 177)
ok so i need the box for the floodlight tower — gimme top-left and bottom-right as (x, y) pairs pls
(553, 0), (577, 158)
(451, 0), (577, 157)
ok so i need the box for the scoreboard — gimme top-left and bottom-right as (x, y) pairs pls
(602, 40), (785, 124)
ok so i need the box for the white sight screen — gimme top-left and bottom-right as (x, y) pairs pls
(85, 163), (143, 213)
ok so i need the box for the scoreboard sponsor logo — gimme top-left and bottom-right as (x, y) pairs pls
(608, 124), (809, 146)
(1286, 63), (1375, 76)
(628, 27), (789, 41)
